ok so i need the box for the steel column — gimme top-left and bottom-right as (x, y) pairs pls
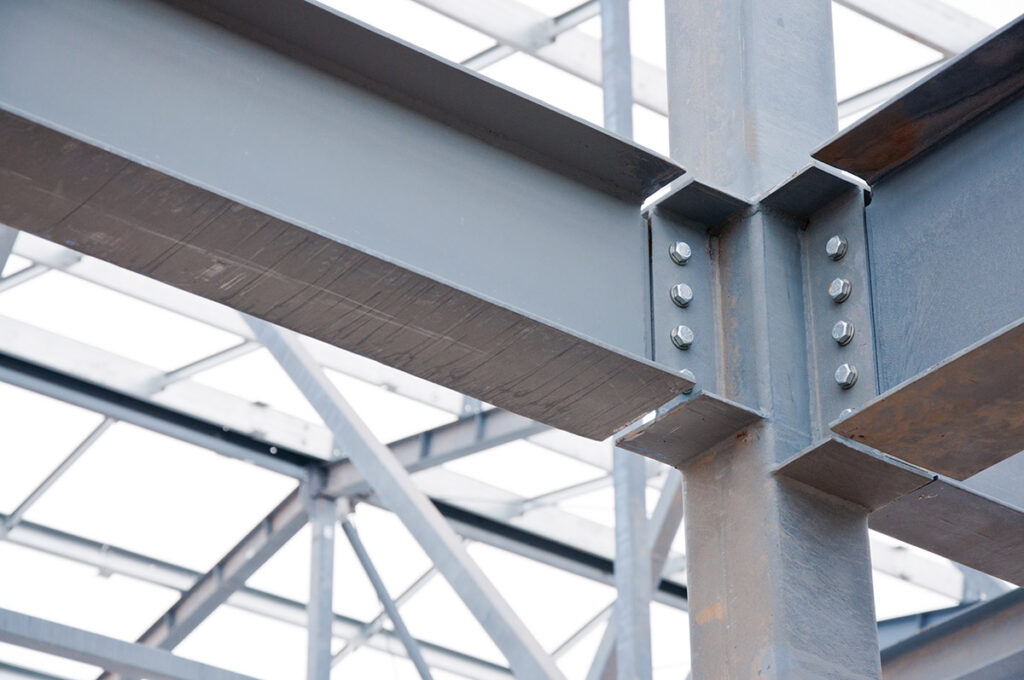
(663, 2), (881, 678)
(306, 496), (337, 680)
(608, 448), (652, 680)
(587, 471), (684, 680)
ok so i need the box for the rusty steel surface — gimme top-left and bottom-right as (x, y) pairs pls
(832, 316), (1024, 479)
(0, 112), (692, 441)
(814, 14), (1024, 185)
(871, 478), (1024, 588)
(776, 437), (933, 512)
(616, 391), (762, 468)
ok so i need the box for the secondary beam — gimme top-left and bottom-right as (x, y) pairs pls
(0, 608), (256, 680)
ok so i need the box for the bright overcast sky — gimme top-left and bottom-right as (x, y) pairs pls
(1, 2), (1023, 679)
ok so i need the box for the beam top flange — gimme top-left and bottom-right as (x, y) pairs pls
(814, 14), (1024, 185)
(831, 315), (1024, 480)
(756, 161), (870, 219)
(616, 391), (762, 469)
(644, 175), (750, 230)
(172, 0), (683, 202)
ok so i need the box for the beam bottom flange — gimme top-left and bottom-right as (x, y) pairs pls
(776, 436), (1024, 587)
(616, 391), (762, 468)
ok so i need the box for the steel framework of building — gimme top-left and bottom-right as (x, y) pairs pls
(0, 0), (1022, 678)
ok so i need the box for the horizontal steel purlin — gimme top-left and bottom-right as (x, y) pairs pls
(0, 0), (691, 441)
(0, 607), (256, 680)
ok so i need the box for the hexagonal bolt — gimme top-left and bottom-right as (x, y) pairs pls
(670, 283), (694, 307)
(828, 277), (852, 303)
(825, 235), (848, 261)
(670, 325), (694, 350)
(668, 241), (692, 265)
(680, 368), (696, 394)
(835, 363), (858, 389)
(831, 320), (855, 346)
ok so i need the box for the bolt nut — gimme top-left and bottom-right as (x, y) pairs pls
(670, 325), (694, 350)
(825, 235), (848, 261)
(835, 363), (858, 389)
(828, 277), (852, 303)
(831, 320), (855, 346)
(668, 241), (692, 265)
(670, 283), (694, 307)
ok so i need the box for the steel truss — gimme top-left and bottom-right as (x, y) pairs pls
(0, 1), (1022, 679)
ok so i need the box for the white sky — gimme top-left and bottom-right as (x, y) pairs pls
(1, 2), (1022, 679)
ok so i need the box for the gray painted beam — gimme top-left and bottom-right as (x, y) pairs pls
(881, 589), (1024, 680)
(0, 608), (256, 680)
(0, 0), (691, 441)
(247, 318), (565, 680)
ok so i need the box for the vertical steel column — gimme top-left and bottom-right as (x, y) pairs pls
(307, 495), (336, 680)
(600, 0), (634, 136)
(663, 2), (882, 678)
(601, 2), (651, 678)
(665, 0), (838, 197)
(609, 448), (653, 680)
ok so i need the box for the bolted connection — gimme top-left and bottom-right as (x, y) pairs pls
(670, 283), (694, 307)
(668, 241), (692, 265)
(670, 325), (694, 350)
(835, 363), (858, 389)
(832, 320), (855, 346)
(828, 277), (852, 303)
(825, 235), (848, 261)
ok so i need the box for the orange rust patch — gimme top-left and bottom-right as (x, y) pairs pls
(695, 602), (726, 625)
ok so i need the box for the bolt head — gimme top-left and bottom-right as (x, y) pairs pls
(825, 235), (848, 261)
(828, 277), (852, 303)
(668, 241), (692, 265)
(680, 368), (696, 393)
(670, 325), (694, 350)
(835, 363), (858, 389)
(831, 320), (855, 346)
(670, 283), (694, 307)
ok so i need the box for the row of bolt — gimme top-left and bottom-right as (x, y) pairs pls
(826, 235), (858, 389)
(667, 237), (858, 390)
(668, 241), (694, 350)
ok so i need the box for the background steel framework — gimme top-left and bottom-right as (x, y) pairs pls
(0, 0), (1022, 678)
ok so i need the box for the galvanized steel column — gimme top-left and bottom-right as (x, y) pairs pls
(307, 495), (337, 680)
(663, 1), (882, 678)
(601, 1), (652, 678)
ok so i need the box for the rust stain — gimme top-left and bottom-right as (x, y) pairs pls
(695, 602), (726, 625)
